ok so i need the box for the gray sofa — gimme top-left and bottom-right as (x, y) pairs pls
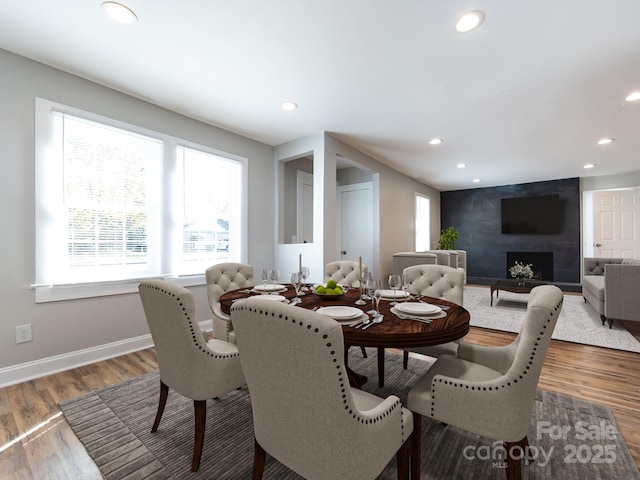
(582, 257), (640, 328)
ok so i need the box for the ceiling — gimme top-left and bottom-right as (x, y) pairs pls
(1, 0), (639, 191)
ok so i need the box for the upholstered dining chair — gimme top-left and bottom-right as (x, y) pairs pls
(231, 298), (413, 480)
(325, 260), (369, 359)
(400, 264), (465, 369)
(325, 260), (368, 287)
(407, 285), (563, 480)
(138, 279), (246, 472)
(206, 262), (253, 343)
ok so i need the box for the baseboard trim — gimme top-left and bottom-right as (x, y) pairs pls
(0, 319), (212, 388)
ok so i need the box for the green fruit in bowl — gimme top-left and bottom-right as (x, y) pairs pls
(334, 286), (343, 294)
(326, 279), (337, 289)
(315, 286), (326, 294)
(325, 288), (335, 295)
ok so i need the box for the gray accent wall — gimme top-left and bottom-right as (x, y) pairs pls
(441, 178), (580, 284)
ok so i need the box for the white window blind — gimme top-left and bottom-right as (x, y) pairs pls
(34, 98), (247, 302)
(177, 146), (242, 275)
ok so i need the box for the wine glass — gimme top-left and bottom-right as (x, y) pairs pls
(362, 271), (373, 300)
(301, 266), (310, 292)
(388, 274), (401, 305)
(366, 279), (380, 314)
(261, 268), (269, 292)
(291, 272), (302, 304)
(373, 283), (383, 316)
(268, 269), (280, 293)
(402, 273), (411, 302)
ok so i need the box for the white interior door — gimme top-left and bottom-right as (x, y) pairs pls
(337, 182), (373, 271)
(592, 190), (639, 258)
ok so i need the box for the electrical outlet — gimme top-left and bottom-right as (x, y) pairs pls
(16, 324), (32, 344)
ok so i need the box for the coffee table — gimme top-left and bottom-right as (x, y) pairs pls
(490, 278), (550, 306)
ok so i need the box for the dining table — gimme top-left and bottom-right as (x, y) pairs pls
(219, 284), (470, 387)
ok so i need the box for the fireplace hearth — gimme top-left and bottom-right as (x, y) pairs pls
(506, 251), (554, 281)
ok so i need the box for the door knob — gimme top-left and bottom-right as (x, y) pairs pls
(594, 243), (602, 247)
(341, 250), (347, 255)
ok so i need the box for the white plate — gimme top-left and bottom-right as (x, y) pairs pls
(316, 306), (362, 320)
(395, 302), (441, 315)
(246, 294), (286, 302)
(378, 289), (410, 300)
(391, 307), (446, 321)
(252, 284), (286, 293)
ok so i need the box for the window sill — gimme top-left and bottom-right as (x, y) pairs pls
(33, 275), (206, 303)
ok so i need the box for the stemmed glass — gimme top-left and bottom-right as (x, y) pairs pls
(402, 273), (411, 303)
(261, 268), (269, 292)
(373, 285), (383, 317)
(291, 272), (302, 304)
(268, 269), (280, 293)
(366, 279), (380, 315)
(300, 266), (310, 292)
(361, 271), (373, 300)
(388, 274), (401, 305)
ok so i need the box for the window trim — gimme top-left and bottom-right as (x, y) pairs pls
(34, 98), (248, 303)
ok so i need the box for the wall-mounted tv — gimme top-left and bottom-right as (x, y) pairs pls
(501, 194), (561, 234)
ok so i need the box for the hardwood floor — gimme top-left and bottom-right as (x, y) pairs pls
(1, 311), (639, 478)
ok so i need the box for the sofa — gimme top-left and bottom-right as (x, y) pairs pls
(392, 250), (467, 283)
(582, 257), (640, 328)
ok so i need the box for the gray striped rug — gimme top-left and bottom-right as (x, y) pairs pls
(60, 351), (640, 479)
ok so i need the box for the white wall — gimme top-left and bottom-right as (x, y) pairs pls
(0, 49), (276, 384)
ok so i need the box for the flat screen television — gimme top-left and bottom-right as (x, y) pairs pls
(501, 194), (561, 234)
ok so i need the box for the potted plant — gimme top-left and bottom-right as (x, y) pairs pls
(437, 226), (459, 250)
(509, 261), (534, 287)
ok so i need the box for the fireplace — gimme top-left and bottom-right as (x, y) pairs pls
(506, 251), (553, 281)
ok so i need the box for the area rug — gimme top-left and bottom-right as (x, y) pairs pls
(464, 286), (640, 353)
(60, 351), (640, 479)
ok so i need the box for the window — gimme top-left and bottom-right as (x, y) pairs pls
(415, 194), (430, 251)
(35, 98), (246, 302)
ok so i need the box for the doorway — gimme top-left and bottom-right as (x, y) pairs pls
(337, 182), (373, 272)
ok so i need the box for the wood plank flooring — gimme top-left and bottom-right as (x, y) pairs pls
(1, 297), (639, 478)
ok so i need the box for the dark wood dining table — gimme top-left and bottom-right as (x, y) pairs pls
(220, 284), (470, 387)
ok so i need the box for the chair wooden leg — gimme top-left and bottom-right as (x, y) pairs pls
(252, 438), (266, 480)
(504, 438), (525, 480)
(191, 400), (206, 472)
(396, 437), (410, 479)
(377, 347), (385, 387)
(360, 346), (368, 358)
(410, 412), (421, 480)
(151, 381), (169, 433)
(403, 350), (409, 369)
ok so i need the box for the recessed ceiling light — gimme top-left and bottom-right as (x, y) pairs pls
(583, 164), (596, 169)
(456, 163), (466, 169)
(429, 138), (443, 145)
(597, 138), (615, 145)
(625, 91), (640, 102)
(281, 101), (298, 111)
(456, 11), (485, 33)
(472, 178), (481, 183)
(101, 2), (137, 24)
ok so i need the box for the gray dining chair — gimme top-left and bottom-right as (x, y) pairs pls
(401, 264), (465, 369)
(231, 298), (413, 480)
(139, 279), (245, 472)
(407, 285), (563, 480)
(325, 260), (369, 359)
(206, 262), (254, 343)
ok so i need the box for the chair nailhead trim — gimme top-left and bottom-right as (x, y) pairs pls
(141, 283), (239, 360)
(430, 297), (564, 418)
(232, 302), (404, 436)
